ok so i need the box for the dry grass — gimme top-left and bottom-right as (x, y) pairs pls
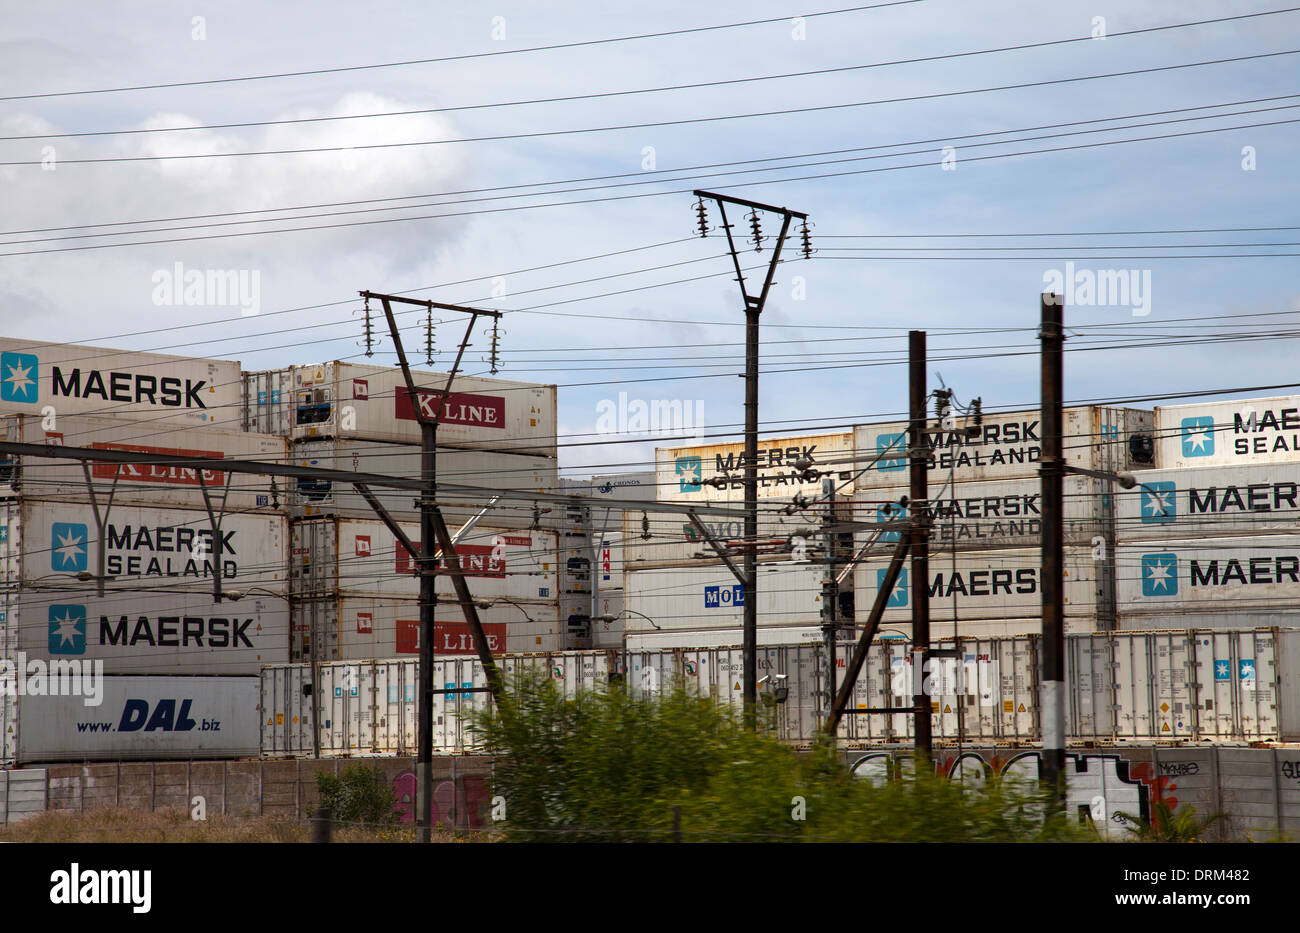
(0, 807), (496, 843)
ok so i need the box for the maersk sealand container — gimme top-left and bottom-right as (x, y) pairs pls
(1115, 462), (1300, 541)
(0, 337), (242, 427)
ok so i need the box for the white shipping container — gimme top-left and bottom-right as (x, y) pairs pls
(560, 472), (658, 502)
(2, 500), (286, 594)
(1155, 395), (1300, 469)
(625, 563), (828, 635)
(289, 437), (556, 529)
(1, 413), (286, 512)
(852, 406), (1154, 489)
(1116, 535), (1300, 612)
(1115, 462), (1300, 541)
(623, 508), (813, 567)
(655, 432), (857, 504)
(852, 546), (1101, 628)
(0, 337), (242, 427)
(8, 676), (259, 764)
(624, 625), (826, 651)
(241, 368), (294, 436)
(247, 361), (557, 455)
(293, 595), (561, 662)
(289, 519), (558, 602)
(14, 590), (288, 674)
(857, 474), (1107, 551)
(590, 590), (624, 648)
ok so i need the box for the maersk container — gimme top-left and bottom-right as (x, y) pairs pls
(243, 361), (557, 456)
(852, 406), (1153, 490)
(625, 562), (829, 636)
(857, 474), (1106, 551)
(288, 437), (556, 529)
(291, 595), (561, 662)
(623, 508), (813, 567)
(655, 432), (857, 504)
(289, 518), (558, 602)
(1, 499), (286, 594)
(1155, 395), (1300, 470)
(1, 413), (285, 512)
(1116, 535), (1300, 613)
(5, 676), (260, 765)
(852, 545), (1102, 629)
(1118, 610), (1300, 631)
(1115, 462), (1300, 541)
(13, 590), (288, 675)
(0, 337), (242, 427)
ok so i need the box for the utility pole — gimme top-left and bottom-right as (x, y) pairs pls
(692, 190), (811, 725)
(1039, 293), (1067, 809)
(362, 290), (503, 844)
(820, 476), (837, 718)
(908, 331), (932, 760)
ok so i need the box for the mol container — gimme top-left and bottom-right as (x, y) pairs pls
(3, 675), (260, 765)
(655, 432), (857, 505)
(623, 508), (810, 568)
(243, 361), (557, 456)
(852, 405), (1154, 490)
(0, 413), (286, 512)
(0, 337), (241, 427)
(1116, 535), (1300, 614)
(1155, 395), (1300, 469)
(290, 595), (561, 662)
(12, 590), (288, 675)
(289, 519), (558, 602)
(851, 545), (1103, 634)
(289, 438), (556, 529)
(1115, 462), (1300, 541)
(624, 562), (828, 637)
(1, 500), (286, 594)
(858, 474), (1108, 551)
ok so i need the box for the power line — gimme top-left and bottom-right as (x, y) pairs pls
(0, 2), (923, 101)
(6, 49), (1294, 166)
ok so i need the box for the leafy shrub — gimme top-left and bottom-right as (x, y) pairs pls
(315, 764), (398, 826)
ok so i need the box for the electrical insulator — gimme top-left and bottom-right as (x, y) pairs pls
(424, 308), (436, 366)
(694, 198), (710, 238)
(799, 220), (814, 259)
(362, 295), (375, 357)
(748, 210), (764, 252)
(641, 511), (651, 540)
(488, 319), (501, 374)
(531, 504), (541, 531)
(270, 478), (280, 509)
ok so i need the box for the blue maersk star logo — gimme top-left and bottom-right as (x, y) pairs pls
(876, 433), (907, 472)
(880, 567), (908, 607)
(1181, 417), (1214, 458)
(0, 352), (38, 404)
(1141, 552), (1178, 596)
(51, 522), (89, 572)
(48, 604), (87, 654)
(1140, 482), (1176, 523)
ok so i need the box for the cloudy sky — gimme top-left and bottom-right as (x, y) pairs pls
(1, 0), (1296, 475)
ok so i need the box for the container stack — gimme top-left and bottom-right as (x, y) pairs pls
(1113, 395), (1300, 631)
(240, 360), (562, 660)
(0, 337), (286, 764)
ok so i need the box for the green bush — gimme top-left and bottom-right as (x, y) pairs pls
(315, 764), (398, 827)
(472, 670), (1091, 843)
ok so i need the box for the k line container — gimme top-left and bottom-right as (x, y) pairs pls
(243, 361), (557, 456)
(13, 590), (287, 675)
(1, 499), (286, 594)
(1155, 395), (1300, 469)
(1116, 535), (1300, 613)
(0, 337), (243, 427)
(655, 432), (857, 504)
(0, 413), (287, 512)
(5, 675), (259, 764)
(1115, 462), (1300, 541)
(291, 595), (561, 662)
(289, 518), (558, 602)
(852, 406), (1153, 490)
(288, 437), (556, 528)
(857, 474), (1107, 551)
(624, 562), (829, 636)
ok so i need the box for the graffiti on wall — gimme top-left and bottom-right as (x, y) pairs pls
(391, 770), (492, 829)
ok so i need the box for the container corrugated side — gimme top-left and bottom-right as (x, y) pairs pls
(655, 432), (856, 504)
(1155, 395), (1300, 469)
(852, 406), (1153, 489)
(0, 337), (242, 427)
(1115, 462), (1300, 541)
(289, 518), (558, 602)
(16, 675), (260, 763)
(1, 413), (287, 512)
(7, 500), (286, 594)
(625, 562), (828, 636)
(289, 437), (556, 528)
(1116, 535), (1300, 613)
(288, 361), (558, 456)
